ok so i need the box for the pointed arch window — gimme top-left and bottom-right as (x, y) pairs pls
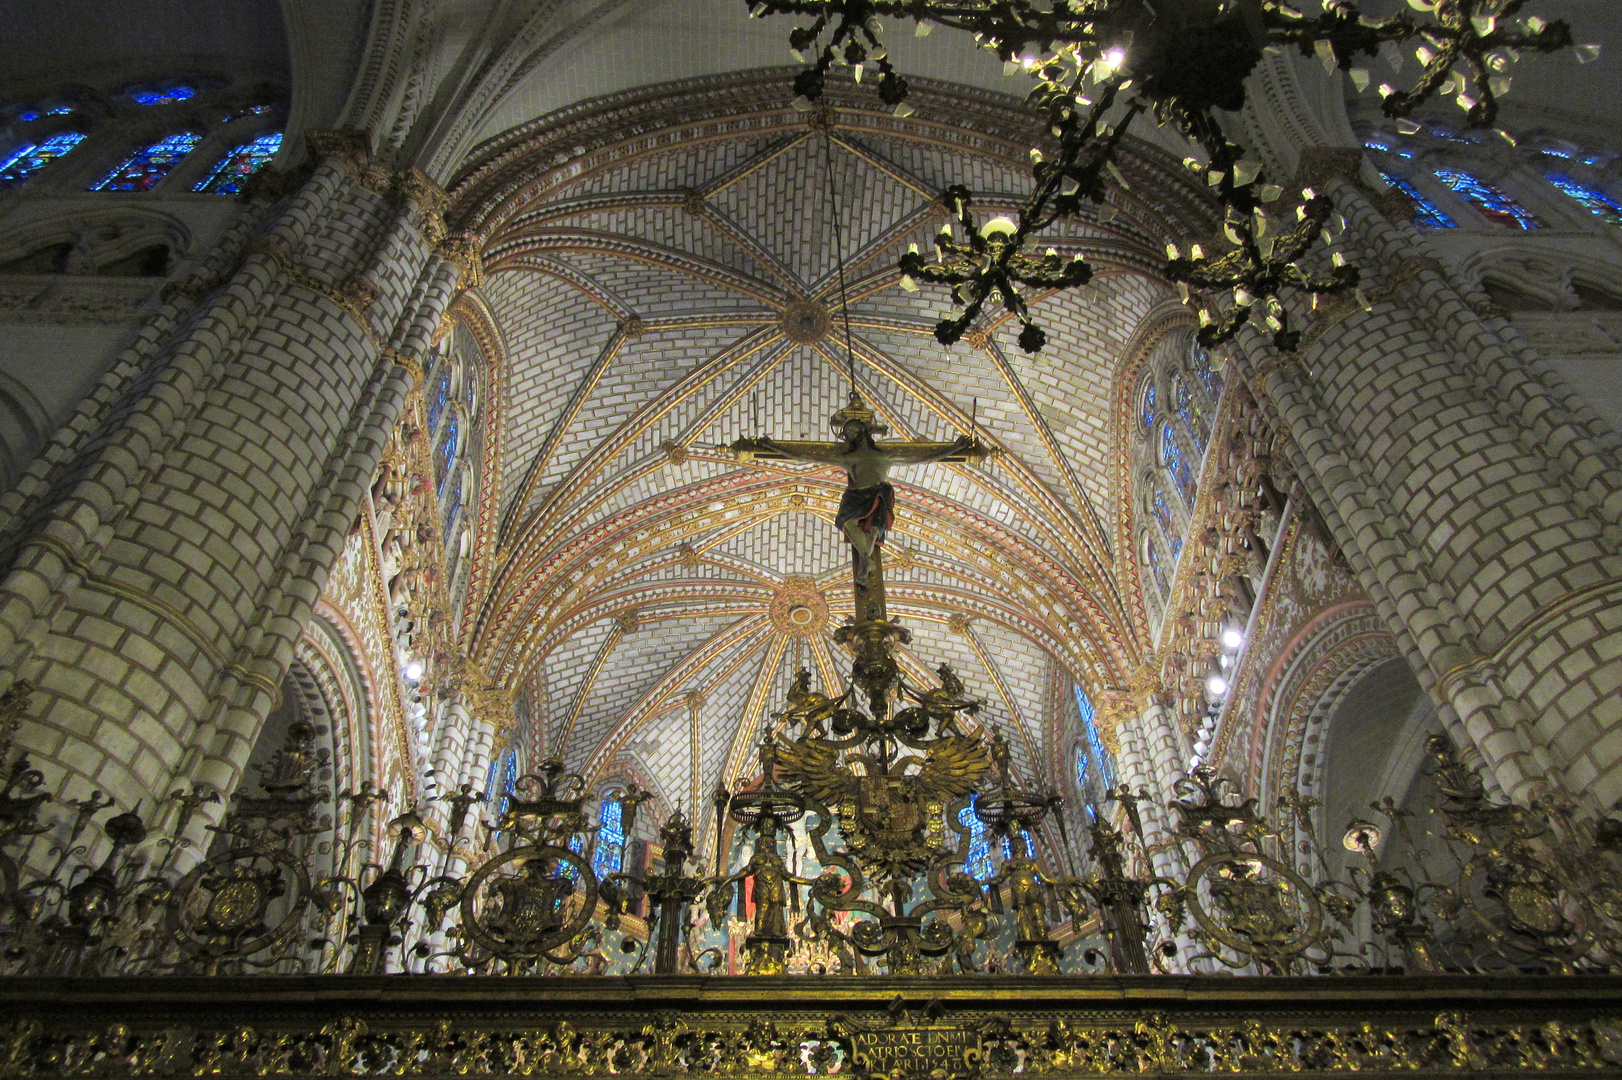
(428, 362), (452, 433)
(1547, 173), (1622, 229)
(1379, 173), (1455, 230)
(593, 793), (627, 877)
(1073, 685), (1117, 800)
(194, 131), (282, 194)
(1433, 169), (1541, 229)
(1191, 343), (1223, 402)
(436, 415), (459, 494)
(130, 85), (195, 106)
(0, 132), (87, 189)
(91, 132), (201, 192)
(1139, 376), (1156, 432)
(959, 795), (994, 880)
(1145, 533), (1170, 598)
(1175, 378), (1208, 456)
(1161, 423), (1193, 502)
(443, 469), (464, 534)
(489, 748), (520, 832)
(1151, 488), (1180, 557)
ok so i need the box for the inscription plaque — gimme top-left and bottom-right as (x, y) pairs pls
(848, 1026), (981, 1076)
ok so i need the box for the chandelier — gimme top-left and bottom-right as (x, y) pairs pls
(749, 0), (1580, 352)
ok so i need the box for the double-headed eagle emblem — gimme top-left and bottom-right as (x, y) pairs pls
(774, 732), (990, 873)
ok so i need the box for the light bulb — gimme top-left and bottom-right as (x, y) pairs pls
(1221, 628), (1243, 649)
(405, 660), (424, 681)
(1206, 674), (1229, 697)
(980, 216), (1017, 239)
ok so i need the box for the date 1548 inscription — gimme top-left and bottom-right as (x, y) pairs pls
(848, 1027), (981, 1076)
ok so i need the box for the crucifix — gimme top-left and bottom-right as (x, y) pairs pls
(730, 391), (988, 623)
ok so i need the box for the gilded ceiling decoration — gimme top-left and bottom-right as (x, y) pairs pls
(448, 74), (1217, 812)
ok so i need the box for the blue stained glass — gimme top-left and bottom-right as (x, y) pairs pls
(436, 415), (459, 493)
(593, 796), (626, 877)
(491, 748), (520, 829)
(0, 132), (86, 189)
(1000, 829), (1034, 861)
(1380, 172), (1455, 230)
(1074, 686), (1117, 795)
(92, 132), (201, 192)
(1547, 173), (1622, 229)
(959, 796), (994, 881)
(194, 132), (282, 194)
(427, 364), (451, 433)
(1434, 169), (1541, 229)
(1191, 344), (1223, 401)
(1161, 422), (1193, 501)
(131, 86), (195, 106)
(18, 113), (39, 123)
(1176, 379), (1208, 456)
(1139, 377), (1156, 431)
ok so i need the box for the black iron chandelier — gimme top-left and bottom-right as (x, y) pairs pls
(749, 0), (1579, 352)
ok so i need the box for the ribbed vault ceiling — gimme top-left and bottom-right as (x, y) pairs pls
(453, 74), (1210, 820)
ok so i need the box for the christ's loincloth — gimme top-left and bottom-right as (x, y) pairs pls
(834, 482), (894, 546)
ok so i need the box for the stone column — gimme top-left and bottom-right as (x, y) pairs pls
(1235, 162), (1622, 808)
(0, 132), (473, 842)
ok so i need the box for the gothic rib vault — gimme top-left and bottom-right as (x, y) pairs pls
(451, 74), (1214, 824)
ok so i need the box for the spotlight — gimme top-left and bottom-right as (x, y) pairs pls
(1206, 674), (1229, 697)
(1221, 627), (1243, 649)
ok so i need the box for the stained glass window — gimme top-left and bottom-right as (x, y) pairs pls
(427, 363), (452, 433)
(17, 106), (73, 123)
(1175, 379), (1208, 456)
(1433, 169), (1541, 229)
(1191, 344), (1223, 401)
(1152, 489), (1180, 557)
(1074, 686), (1117, 795)
(436, 415), (459, 493)
(1161, 422), (1193, 501)
(1146, 534), (1170, 597)
(1547, 173), (1622, 229)
(194, 132), (282, 194)
(1380, 172), (1455, 230)
(443, 470), (464, 535)
(131, 86), (195, 106)
(0, 132), (86, 189)
(1139, 377), (1156, 432)
(959, 796), (994, 880)
(91, 132), (201, 192)
(593, 795), (626, 877)
(222, 104), (273, 123)
(490, 748), (520, 828)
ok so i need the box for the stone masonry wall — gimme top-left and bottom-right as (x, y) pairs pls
(1240, 176), (1622, 809)
(0, 134), (466, 845)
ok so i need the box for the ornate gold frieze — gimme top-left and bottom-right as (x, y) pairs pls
(1, 979), (1620, 1077)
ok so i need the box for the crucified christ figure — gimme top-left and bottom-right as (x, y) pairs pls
(731, 392), (987, 615)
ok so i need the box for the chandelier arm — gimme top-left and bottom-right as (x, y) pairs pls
(755, 0), (1578, 354)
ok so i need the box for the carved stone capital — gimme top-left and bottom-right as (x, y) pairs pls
(393, 168), (450, 244)
(1093, 689), (1139, 758)
(306, 128), (390, 192)
(436, 232), (485, 289)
